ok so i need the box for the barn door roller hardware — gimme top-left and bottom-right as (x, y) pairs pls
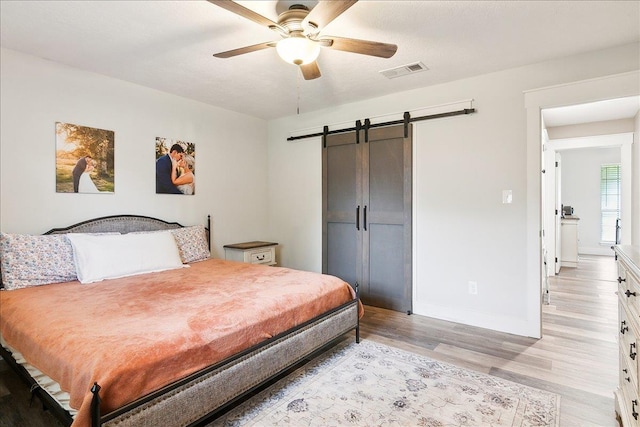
(291, 108), (476, 142)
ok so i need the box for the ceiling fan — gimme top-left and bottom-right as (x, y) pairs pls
(208, 0), (397, 80)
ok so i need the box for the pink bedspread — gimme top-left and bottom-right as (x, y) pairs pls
(0, 259), (359, 426)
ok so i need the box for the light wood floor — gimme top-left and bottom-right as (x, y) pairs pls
(359, 254), (619, 427)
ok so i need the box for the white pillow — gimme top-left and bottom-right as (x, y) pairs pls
(129, 226), (210, 263)
(66, 232), (187, 284)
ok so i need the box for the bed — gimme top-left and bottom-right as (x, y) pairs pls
(0, 214), (361, 427)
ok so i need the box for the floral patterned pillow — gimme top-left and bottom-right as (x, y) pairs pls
(170, 225), (210, 263)
(0, 232), (77, 290)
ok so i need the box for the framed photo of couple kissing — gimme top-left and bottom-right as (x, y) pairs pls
(55, 122), (115, 193)
(155, 137), (196, 195)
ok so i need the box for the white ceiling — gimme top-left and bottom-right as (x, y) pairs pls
(1, 1), (639, 120)
(543, 96), (640, 128)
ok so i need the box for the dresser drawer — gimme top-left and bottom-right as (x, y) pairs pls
(620, 304), (639, 389)
(618, 372), (640, 427)
(619, 263), (640, 319)
(621, 345), (639, 398)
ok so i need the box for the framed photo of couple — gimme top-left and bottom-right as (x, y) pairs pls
(55, 122), (115, 193)
(155, 137), (196, 195)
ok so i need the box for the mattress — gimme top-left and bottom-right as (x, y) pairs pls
(0, 334), (76, 416)
(0, 258), (356, 426)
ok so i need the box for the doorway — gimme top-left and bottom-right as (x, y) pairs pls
(542, 131), (633, 277)
(525, 71), (640, 338)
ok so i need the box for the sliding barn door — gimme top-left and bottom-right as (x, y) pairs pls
(362, 125), (412, 312)
(322, 131), (361, 289)
(323, 124), (412, 313)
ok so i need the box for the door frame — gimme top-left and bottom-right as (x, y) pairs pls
(546, 134), (633, 260)
(525, 70), (639, 338)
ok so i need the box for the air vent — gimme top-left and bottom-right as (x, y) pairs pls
(380, 62), (429, 79)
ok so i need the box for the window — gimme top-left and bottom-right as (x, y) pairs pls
(601, 164), (621, 243)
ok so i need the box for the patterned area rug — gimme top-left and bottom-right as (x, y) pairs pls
(211, 340), (560, 426)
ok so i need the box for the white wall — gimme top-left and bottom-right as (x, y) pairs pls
(561, 147), (621, 254)
(268, 43), (640, 337)
(0, 48), (270, 258)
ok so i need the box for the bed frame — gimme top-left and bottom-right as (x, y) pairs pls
(0, 214), (361, 427)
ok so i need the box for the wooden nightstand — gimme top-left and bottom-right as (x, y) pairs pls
(223, 241), (278, 266)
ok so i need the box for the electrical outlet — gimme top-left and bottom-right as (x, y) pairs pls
(468, 281), (478, 295)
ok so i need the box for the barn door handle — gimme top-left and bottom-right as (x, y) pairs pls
(356, 206), (360, 230)
(364, 205), (367, 231)
(626, 289), (636, 298)
(630, 342), (637, 360)
(619, 277), (627, 283)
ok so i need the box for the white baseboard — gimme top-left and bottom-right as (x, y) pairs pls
(579, 246), (616, 256)
(411, 302), (540, 338)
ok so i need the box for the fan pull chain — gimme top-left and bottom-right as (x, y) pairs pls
(296, 68), (301, 115)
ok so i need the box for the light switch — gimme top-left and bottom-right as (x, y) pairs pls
(502, 190), (513, 204)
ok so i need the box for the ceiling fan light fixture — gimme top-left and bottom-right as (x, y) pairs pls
(276, 36), (320, 65)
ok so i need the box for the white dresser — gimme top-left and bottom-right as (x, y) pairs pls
(615, 245), (640, 426)
(561, 216), (580, 268)
(223, 241), (278, 266)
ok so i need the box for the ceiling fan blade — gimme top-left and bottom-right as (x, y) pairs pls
(300, 61), (321, 80)
(323, 36), (397, 58)
(303, 0), (358, 29)
(208, 0), (278, 28)
(213, 41), (276, 58)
